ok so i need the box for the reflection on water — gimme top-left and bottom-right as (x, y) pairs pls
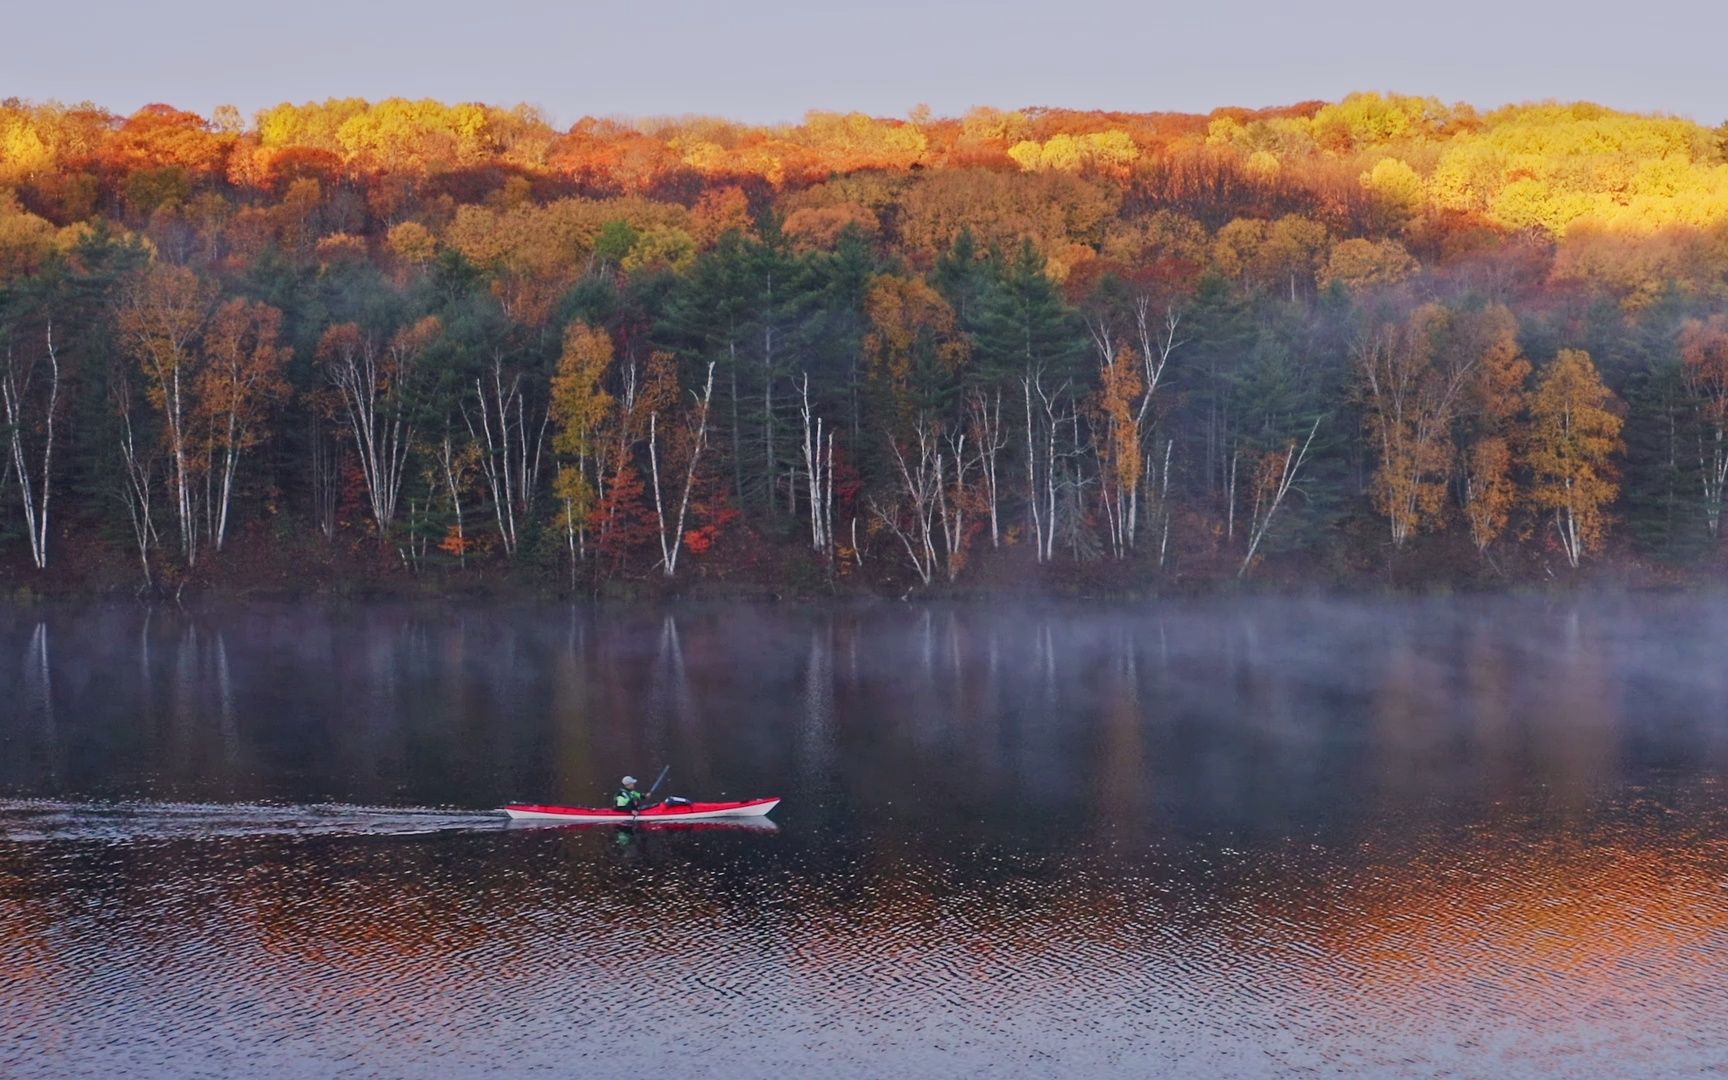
(2, 598), (1727, 1077)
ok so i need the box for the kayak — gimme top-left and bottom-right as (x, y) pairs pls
(511, 818), (779, 834)
(500, 797), (780, 824)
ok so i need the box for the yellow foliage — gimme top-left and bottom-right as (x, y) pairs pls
(621, 224), (696, 273)
(1094, 345), (1144, 497)
(1206, 117), (1245, 147)
(256, 97), (552, 172)
(1357, 307), (1472, 545)
(1043, 241), (1097, 283)
(863, 275), (969, 424)
(256, 98), (370, 150)
(1245, 150), (1281, 179)
(1102, 210), (1210, 268)
(1008, 130), (1139, 174)
(677, 139), (727, 172)
(1309, 92), (1458, 152)
(0, 193), (56, 282)
(386, 221), (438, 265)
(0, 112), (53, 181)
(1490, 178), (1598, 234)
(446, 196), (690, 273)
(1264, 215), (1333, 295)
(897, 169), (1118, 264)
(551, 321), (616, 520)
(1463, 436), (1517, 552)
(1551, 223), (1710, 308)
(1320, 238), (1418, 290)
(1428, 107), (1728, 235)
(1212, 218), (1268, 282)
(960, 107), (1031, 146)
(1526, 348), (1623, 566)
(335, 99), (497, 167)
(1361, 157), (1427, 232)
(797, 111), (928, 166)
(314, 232), (368, 268)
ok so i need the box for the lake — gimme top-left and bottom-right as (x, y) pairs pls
(2, 597), (1726, 1077)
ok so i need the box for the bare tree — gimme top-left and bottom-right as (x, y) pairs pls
(319, 318), (434, 537)
(797, 374), (836, 561)
(936, 428), (974, 580)
(309, 417), (339, 541)
(1022, 374), (1075, 563)
(0, 319), (58, 569)
(199, 299), (287, 551)
(966, 388), (1008, 549)
(872, 419), (974, 585)
(647, 362), (717, 578)
(872, 425), (941, 586)
(1129, 299), (1184, 547)
(1239, 416), (1322, 578)
(464, 348), (550, 558)
(1146, 438), (1176, 568)
(1087, 299), (1184, 557)
(113, 376), (159, 586)
(435, 432), (473, 568)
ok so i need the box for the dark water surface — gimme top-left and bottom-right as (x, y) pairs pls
(2, 597), (1726, 1078)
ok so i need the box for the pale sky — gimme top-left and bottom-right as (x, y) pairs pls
(8, 0), (1726, 126)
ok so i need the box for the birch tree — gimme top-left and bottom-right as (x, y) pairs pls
(871, 423), (942, 586)
(1086, 296), (1183, 555)
(1239, 416), (1322, 578)
(1458, 305), (1530, 555)
(965, 388), (1007, 549)
(797, 373), (837, 561)
(1680, 315), (1728, 540)
(198, 298), (288, 550)
(112, 374), (160, 585)
(120, 264), (210, 565)
(647, 360), (717, 578)
(550, 321), (615, 574)
(318, 316), (437, 537)
(871, 419), (975, 585)
(1527, 349), (1623, 568)
(1356, 306), (1479, 549)
(464, 344), (550, 558)
(1092, 342), (1143, 559)
(0, 311), (58, 569)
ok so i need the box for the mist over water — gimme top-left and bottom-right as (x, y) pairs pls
(2, 597), (1726, 1077)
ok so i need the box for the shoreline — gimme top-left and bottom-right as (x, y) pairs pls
(2, 540), (1718, 607)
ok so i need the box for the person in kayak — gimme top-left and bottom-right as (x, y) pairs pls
(614, 776), (655, 813)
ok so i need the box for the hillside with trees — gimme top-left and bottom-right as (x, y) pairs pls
(3, 92), (1728, 596)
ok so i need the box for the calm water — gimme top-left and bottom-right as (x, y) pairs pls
(2, 597), (1727, 1078)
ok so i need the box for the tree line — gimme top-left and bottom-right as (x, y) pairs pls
(1, 93), (1726, 591)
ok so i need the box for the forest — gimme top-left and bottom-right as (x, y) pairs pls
(2, 92), (1728, 596)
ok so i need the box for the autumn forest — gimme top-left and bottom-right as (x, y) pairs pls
(3, 92), (1728, 596)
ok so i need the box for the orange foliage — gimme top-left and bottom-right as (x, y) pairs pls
(1526, 350), (1623, 567)
(783, 203), (878, 252)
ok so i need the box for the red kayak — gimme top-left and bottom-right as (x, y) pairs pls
(500, 797), (779, 824)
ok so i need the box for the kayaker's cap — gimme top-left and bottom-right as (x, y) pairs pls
(622, 775), (637, 786)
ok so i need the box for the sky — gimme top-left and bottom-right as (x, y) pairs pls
(7, 0), (1727, 126)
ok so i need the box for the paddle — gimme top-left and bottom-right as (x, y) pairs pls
(635, 765), (671, 814)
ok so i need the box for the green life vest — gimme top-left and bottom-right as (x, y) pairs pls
(615, 789), (645, 810)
